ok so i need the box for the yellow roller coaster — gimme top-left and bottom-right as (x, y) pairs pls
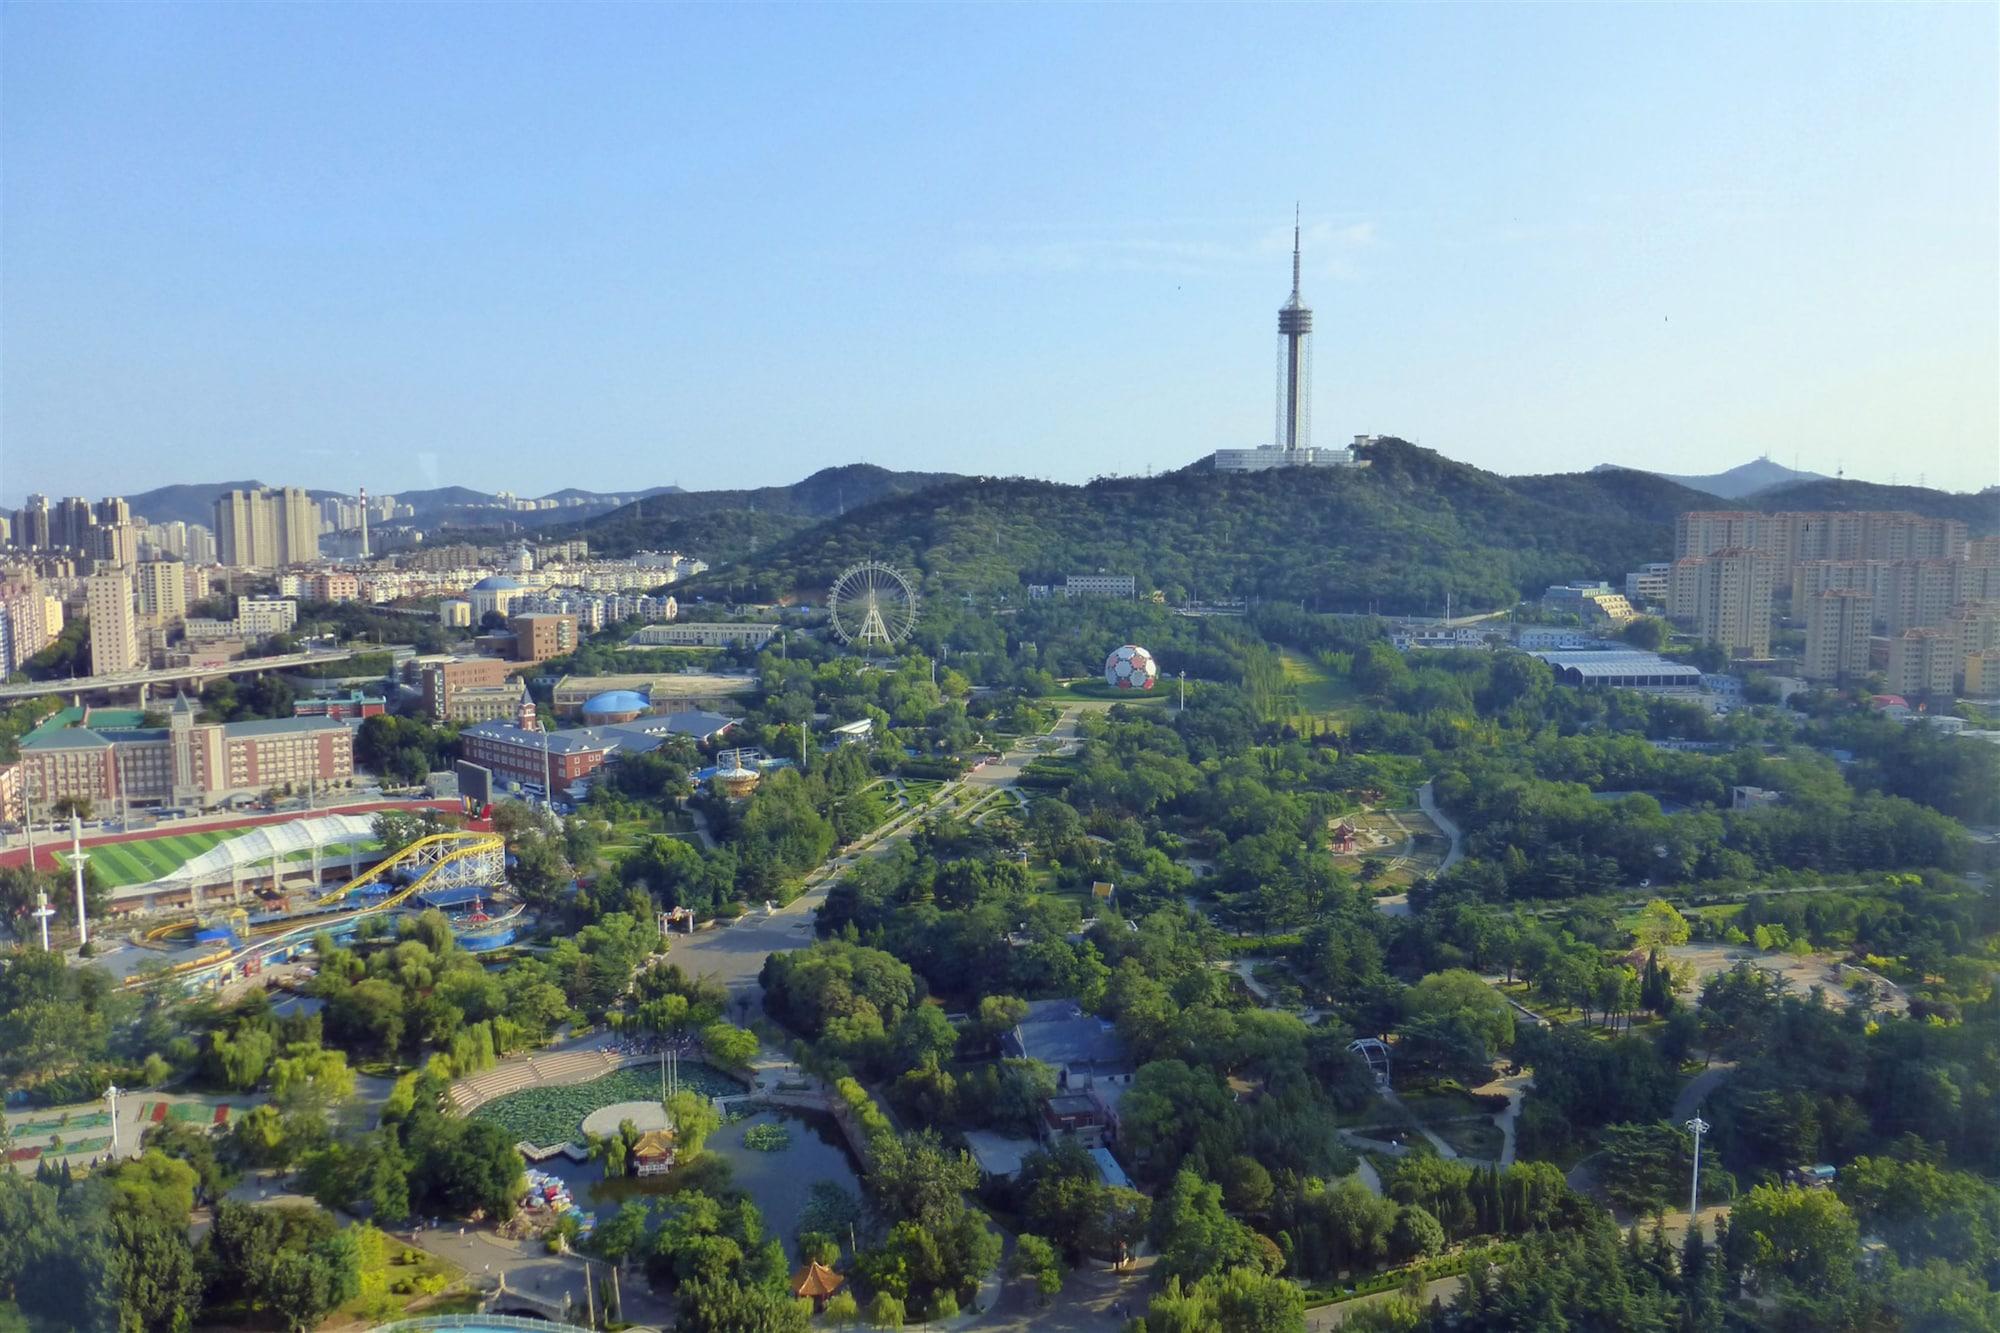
(143, 831), (506, 945)
(130, 832), (508, 986)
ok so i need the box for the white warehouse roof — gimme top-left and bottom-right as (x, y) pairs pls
(1529, 650), (1706, 687)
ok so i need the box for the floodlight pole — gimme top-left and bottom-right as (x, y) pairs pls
(1686, 1115), (1708, 1219)
(32, 889), (54, 951)
(69, 812), (88, 946)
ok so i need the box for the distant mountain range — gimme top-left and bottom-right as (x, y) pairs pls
(1590, 457), (1830, 499)
(120, 481), (686, 531)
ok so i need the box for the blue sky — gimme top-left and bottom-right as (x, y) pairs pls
(3, 3), (1994, 500)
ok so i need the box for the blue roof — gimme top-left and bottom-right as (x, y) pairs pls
(471, 575), (524, 591)
(415, 885), (489, 909)
(582, 689), (651, 715)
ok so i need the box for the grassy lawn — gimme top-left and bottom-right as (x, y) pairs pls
(1279, 648), (1360, 720)
(1432, 1118), (1506, 1160)
(1038, 678), (1169, 704)
(1396, 1083), (1493, 1123)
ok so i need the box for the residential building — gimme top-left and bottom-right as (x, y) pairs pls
(134, 560), (187, 627)
(238, 598), (299, 639)
(1803, 588), (1873, 684)
(306, 570), (361, 602)
(1678, 509), (1968, 576)
(1879, 560), (1960, 634)
(630, 622), (780, 648)
(94, 522), (140, 568)
(421, 657), (517, 720)
(1669, 549), (1774, 658)
(1963, 648), (2000, 697)
(0, 577), (53, 675)
(1624, 563), (1673, 606)
(1885, 628), (1956, 699)
(86, 567), (142, 676)
(1944, 602), (2000, 688)
(508, 612), (578, 664)
(213, 487), (320, 567)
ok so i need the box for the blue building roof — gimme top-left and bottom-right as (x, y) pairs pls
(581, 689), (651, 716)
(471, 575), (524, 591)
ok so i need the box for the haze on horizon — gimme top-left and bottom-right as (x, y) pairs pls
(2, 3), (1995, 502)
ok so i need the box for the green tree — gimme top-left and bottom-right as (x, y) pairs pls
(668, 1091), (723, 1159)
(701, 1021), (760, 1069)
(1009, 1233), (1064, 1303)
(1727, 1183), (1861, 1320)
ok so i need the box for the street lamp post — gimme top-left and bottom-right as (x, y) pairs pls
(1686, 1115), (1709, 1219)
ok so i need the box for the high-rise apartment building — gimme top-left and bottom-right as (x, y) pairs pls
(1802, 588), (1872, 684)
(11, 496), (51, 550)
(1885, 628), (1956, 698)
(1669, 548), (1774, 658)
(94, 521), (141, 569)
(54, 497), (95, 551)
(86, 567), (142, 676)
(135, 560), (189, 626)
(213, 487), (321, 567)
(1677, 509), (1968, 575)
(1879, 560), (1960, 634)
(94, 497), (131, 527)
(0, 577), (52, 675)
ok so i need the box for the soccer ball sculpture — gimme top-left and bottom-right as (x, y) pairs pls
(1104, 644), (1160, 690)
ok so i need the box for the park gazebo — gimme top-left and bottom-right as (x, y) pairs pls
(790, 1260), (845, 1311)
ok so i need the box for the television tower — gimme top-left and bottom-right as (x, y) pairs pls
(1277, 204), (1313, 452)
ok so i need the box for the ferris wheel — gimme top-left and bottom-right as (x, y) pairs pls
(827, 561), (919, 649)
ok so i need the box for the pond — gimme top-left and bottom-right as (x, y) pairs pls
(470, 1064), (745, 1150)
(542, 1106), (866, 1261)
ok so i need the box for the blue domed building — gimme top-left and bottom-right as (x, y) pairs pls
(580, 688), (652, 725)
(468, 574), (527, 620)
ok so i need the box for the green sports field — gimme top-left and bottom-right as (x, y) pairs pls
(55, 829), (379, 889)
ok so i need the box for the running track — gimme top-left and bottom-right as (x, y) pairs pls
(0, 799), (461, 873)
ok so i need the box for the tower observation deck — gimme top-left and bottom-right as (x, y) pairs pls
(1277, 207), (1313, 452)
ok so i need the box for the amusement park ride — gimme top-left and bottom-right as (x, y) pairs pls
(132, 830), (512, 988)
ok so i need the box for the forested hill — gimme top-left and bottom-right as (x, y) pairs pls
(691, 439), (1719, 613)
(1744, 477), (2000, 534)
(575, 463), (963, 558)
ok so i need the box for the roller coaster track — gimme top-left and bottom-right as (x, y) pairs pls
(130, 832), (506, 986)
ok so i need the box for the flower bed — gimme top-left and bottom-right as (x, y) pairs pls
(472, 1064), (744, 1148)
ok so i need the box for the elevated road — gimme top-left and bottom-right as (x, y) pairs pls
(0, 645), (400, 703)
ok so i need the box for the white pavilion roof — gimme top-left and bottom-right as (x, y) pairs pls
(153, 813), (380, 887)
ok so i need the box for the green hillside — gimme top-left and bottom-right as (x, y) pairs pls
(688, 439), (1721, 613)
(1743, 477), (1999, 533)
(576, 463), (962, 557)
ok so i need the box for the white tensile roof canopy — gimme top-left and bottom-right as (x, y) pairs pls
(152, 813), (380, 888)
